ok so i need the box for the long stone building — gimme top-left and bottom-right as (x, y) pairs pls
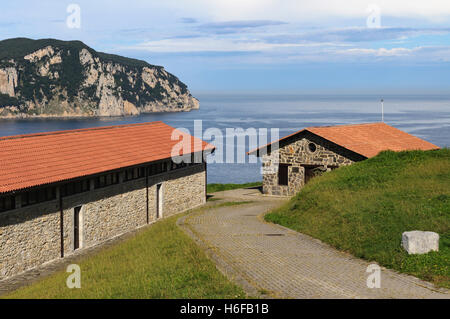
(249, 122), (439, 196)
(0, 121), (214, 280)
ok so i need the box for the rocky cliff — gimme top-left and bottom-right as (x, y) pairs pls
(0, 38), (199, 118)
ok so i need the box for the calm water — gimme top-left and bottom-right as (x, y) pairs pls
(1, 94), (449, 183)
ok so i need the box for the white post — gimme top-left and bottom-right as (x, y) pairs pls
(381, 99), (384, 122)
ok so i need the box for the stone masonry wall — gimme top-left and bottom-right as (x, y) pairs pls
(0, 200), (60, 279)
(149, 163), (206, 220)
(0, 163), (206, 281)
(62, 163), (206, 255)
(62, 178), (147, 254)
(262, 132), (363, 196)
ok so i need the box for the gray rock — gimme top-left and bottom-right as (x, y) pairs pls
(402, 231), (439, 255)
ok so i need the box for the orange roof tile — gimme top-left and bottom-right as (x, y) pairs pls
(248, 122), (439, 158)
(0, 121), (215, 194)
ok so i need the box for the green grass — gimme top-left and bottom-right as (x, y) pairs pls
(3, 211), (246, 299)
(207, 182), (262, 194)
(265, 149), (450, 288)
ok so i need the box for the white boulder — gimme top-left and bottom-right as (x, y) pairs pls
(402, 231), (439, 255)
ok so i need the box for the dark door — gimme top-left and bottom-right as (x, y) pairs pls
(74, 206), (81, 250)
(304, 165), (326, 184)
(304, 167), (315, 184)
(278, 164), (289, 186)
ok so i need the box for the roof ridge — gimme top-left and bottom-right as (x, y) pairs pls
(306, 122), (385, 129)
(0, 121), (165, 141)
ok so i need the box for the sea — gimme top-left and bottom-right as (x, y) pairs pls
(0, 93), (449, 184)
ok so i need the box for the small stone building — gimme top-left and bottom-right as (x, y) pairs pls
(248, 122), (439, 196)
(0, 121), (214, 280)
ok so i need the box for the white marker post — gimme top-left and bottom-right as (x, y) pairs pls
(381, 98), (384, 122)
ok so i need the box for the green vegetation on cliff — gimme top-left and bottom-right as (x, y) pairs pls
(0, 93), (19, 107)
(0, 38), (195, 115)
(0, 38), (156, 68)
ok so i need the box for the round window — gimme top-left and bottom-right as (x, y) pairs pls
(308, 142), (317, 153)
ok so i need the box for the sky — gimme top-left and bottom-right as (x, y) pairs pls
(1, 0), (450, 94)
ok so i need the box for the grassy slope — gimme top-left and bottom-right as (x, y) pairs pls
(265, 149), (450, 288)
(207, 182), (261, 194)
(4, 211), (246, 299)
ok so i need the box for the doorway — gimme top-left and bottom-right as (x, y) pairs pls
(278, 164), (290, 186)
(156, 184), (163, 219)
(74, 206), (81, 250)
(303, 165), (327, 184)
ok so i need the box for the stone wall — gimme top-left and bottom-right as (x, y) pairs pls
(0, 200), (60, 279)
(61, 177), (148, 254)
(149, 163), (206, 219)
(0, 163), (206, 281)
(262, 132), (364, 196)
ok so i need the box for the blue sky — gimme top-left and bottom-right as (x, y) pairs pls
(2, 0), (450, 94)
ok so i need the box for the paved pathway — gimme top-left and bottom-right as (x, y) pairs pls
(179, 188), (449, 299)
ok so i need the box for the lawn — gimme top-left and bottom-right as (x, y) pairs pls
(3, 208), (247, 299)
(265, 149), (450, 288)
(207, 182), (261, 194)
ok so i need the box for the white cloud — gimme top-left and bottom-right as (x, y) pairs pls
(162, 0), (450, 23)
(124, 36), (450, 65)
(341, 47), (416, 56)
(4, 0), (450, 66)
(334, 45), (450, 62)
(125, 37), (342, 53)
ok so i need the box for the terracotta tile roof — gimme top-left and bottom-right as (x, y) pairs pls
(307, 122), (439, 157)
(0, 121), (214, 194)
(248, 122), (439, 158)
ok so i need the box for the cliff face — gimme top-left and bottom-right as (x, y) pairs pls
(0, 38), (199, 118)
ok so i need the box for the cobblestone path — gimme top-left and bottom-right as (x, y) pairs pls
(179, 188), (449, 299)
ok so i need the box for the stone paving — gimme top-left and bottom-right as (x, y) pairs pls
(180, 188), (450, 299)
